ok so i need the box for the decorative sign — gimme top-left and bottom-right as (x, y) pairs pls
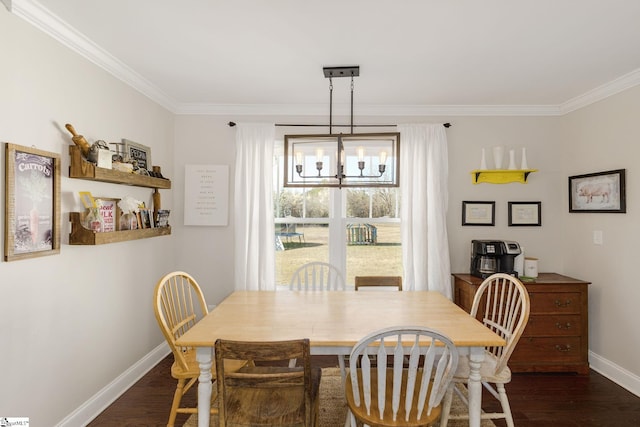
(184, 164), (229, 226)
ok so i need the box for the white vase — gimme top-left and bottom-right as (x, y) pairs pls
(508, 149), (517, 170)
(521, 147), (529, 169)
(480, 148), (488, 170)
(492, 146), (504, 169)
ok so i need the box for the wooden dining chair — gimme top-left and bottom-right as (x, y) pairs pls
(153, 271), (245, 427)
(345, 326), (459, 427)
(215, 338), (322, 427)
(354, 275), (403, 291)
(289, 261), (345, 291)
(440, 273), (530, 427)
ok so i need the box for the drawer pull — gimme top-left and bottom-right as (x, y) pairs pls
(555, 299), (572, 307)
(555, 344), (572, 352)
(555, 322), (572, 330)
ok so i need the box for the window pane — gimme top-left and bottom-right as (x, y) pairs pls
(346, 223), (402, 287)
(346, 188), (399, 218)
(275, 224), (329, 287)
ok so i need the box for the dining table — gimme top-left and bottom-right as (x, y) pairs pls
(175, 290), (505, 427)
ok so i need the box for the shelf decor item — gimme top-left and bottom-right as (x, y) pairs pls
(568, 169), (626, 213)
(122, 139), (152, 172)
(4, 143), (61, 261)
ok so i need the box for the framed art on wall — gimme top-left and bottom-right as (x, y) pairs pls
(508, 201), (542, 226)
(462, 201), (495, 226)
(568, 169), (626, 213)
(4, 143), (61, 261)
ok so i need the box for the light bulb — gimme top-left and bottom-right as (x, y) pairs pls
(379, 151), (388, 165)
(357, 146), (365, 161)
(295, 152), (303, 166)
(316, 149), (323, 162)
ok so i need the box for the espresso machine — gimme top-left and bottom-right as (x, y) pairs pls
(470, 240), (522, 278)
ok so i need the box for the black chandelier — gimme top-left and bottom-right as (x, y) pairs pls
(283, 66), (400, 188)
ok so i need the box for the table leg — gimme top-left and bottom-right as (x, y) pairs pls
(195, 346), (213, 427)
(467, 347), (485, 427)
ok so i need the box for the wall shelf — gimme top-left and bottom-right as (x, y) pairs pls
(68, 145), (171, 189)
(471, 169), (538, 184)
(69, 212), (171, 245)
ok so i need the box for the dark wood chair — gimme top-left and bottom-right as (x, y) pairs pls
(215, 338), (322, 427)
(354, 275), (402, 291)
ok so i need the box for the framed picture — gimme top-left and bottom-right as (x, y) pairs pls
(568, 169), (626, 213)
(4, 143), (61, 261)
(508, 201), (542, 226)
(139, 209), (153, 229)
(155, 209), (171, 227)
(122, 139), (151, 171)
(462, 201), (495, 226)
(95, 197), (120, 232)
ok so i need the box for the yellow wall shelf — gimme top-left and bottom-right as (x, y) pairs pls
(471, 169), (538, 184)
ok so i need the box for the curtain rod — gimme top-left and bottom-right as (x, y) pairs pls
(227, 122), (451, 128)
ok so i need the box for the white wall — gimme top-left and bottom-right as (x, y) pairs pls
(0, 10), (176, 424)
(561, 86), (640, 384)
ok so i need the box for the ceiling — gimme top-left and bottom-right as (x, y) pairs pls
(7, 0), (640, 115)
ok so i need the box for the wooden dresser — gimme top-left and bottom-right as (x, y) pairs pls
(452, 273), (590, 374)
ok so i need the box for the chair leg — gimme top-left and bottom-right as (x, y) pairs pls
(439, 383), (455, 427)
(497, 383), (515, 427)
(167, 378), (186, 427)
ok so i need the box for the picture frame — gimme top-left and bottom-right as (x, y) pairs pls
(508, 201), (542, 226)
(139, 209), (152, 229)
(122, 138), (152, 171)
(462, 201), (495, 226)
(568, 169), (626, 213)
(155, 209), (171, 228)
(4, 143), (61, 261)
(95, 197), (120, 232)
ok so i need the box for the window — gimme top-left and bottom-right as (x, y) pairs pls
(274, 142), (401, 287)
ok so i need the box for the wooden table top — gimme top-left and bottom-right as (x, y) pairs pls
(176, 291), (505, 349)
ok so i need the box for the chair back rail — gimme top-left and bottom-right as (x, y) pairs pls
(290, 261), (345, 291)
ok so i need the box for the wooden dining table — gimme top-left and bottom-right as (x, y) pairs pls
(175, 290), (505, 427)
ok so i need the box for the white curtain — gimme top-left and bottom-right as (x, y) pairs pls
(234, 123), (276, 290)
(398, 124), (451, 298)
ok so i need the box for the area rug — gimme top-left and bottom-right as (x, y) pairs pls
(183, 368), (496, 426)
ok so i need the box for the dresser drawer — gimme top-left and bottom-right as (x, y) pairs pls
(530, 292), (582, 314)
(524, 314), (582, 336)
(511, 336), (583, 364)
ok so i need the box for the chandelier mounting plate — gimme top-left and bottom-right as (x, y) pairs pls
(323, 66), (360, 78)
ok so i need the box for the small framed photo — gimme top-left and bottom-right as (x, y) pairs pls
(568, 169), (626, 213)
(122, 139), (151, 171)
(508, 201), (542, 226)
(139, 209), (153, 229)
(4, 143), (61, 261)
(462, 201), (495, 226)
(155, 209), (171, 227)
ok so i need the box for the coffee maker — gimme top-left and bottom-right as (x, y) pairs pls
(470, 240), (522, 278)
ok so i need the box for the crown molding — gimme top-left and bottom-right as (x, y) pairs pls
(8, 0), (178, 111)
(559, 68), (640, 114)
(9, 0), (640, 118)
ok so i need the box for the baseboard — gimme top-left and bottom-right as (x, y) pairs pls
(589, 350), (640, 398)
(55, 342), (170, 427)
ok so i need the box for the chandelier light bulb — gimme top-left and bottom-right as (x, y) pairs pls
(357, 146), (365, 161)
(379, 151), (388, 165)
(295, 151), (303, 166)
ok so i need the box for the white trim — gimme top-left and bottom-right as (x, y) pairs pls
(560, 68), (640, 114)
(55, 342), (170, 427)
(589, 350), (640, 398)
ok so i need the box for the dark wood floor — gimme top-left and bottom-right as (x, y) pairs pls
(88, 355), (640, 427)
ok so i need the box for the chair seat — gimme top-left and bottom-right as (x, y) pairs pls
(346, 368), (441, 427)
(453, 352), (512, 384)
(222, 365), (322, 427)
(171, 348), (247, 379)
